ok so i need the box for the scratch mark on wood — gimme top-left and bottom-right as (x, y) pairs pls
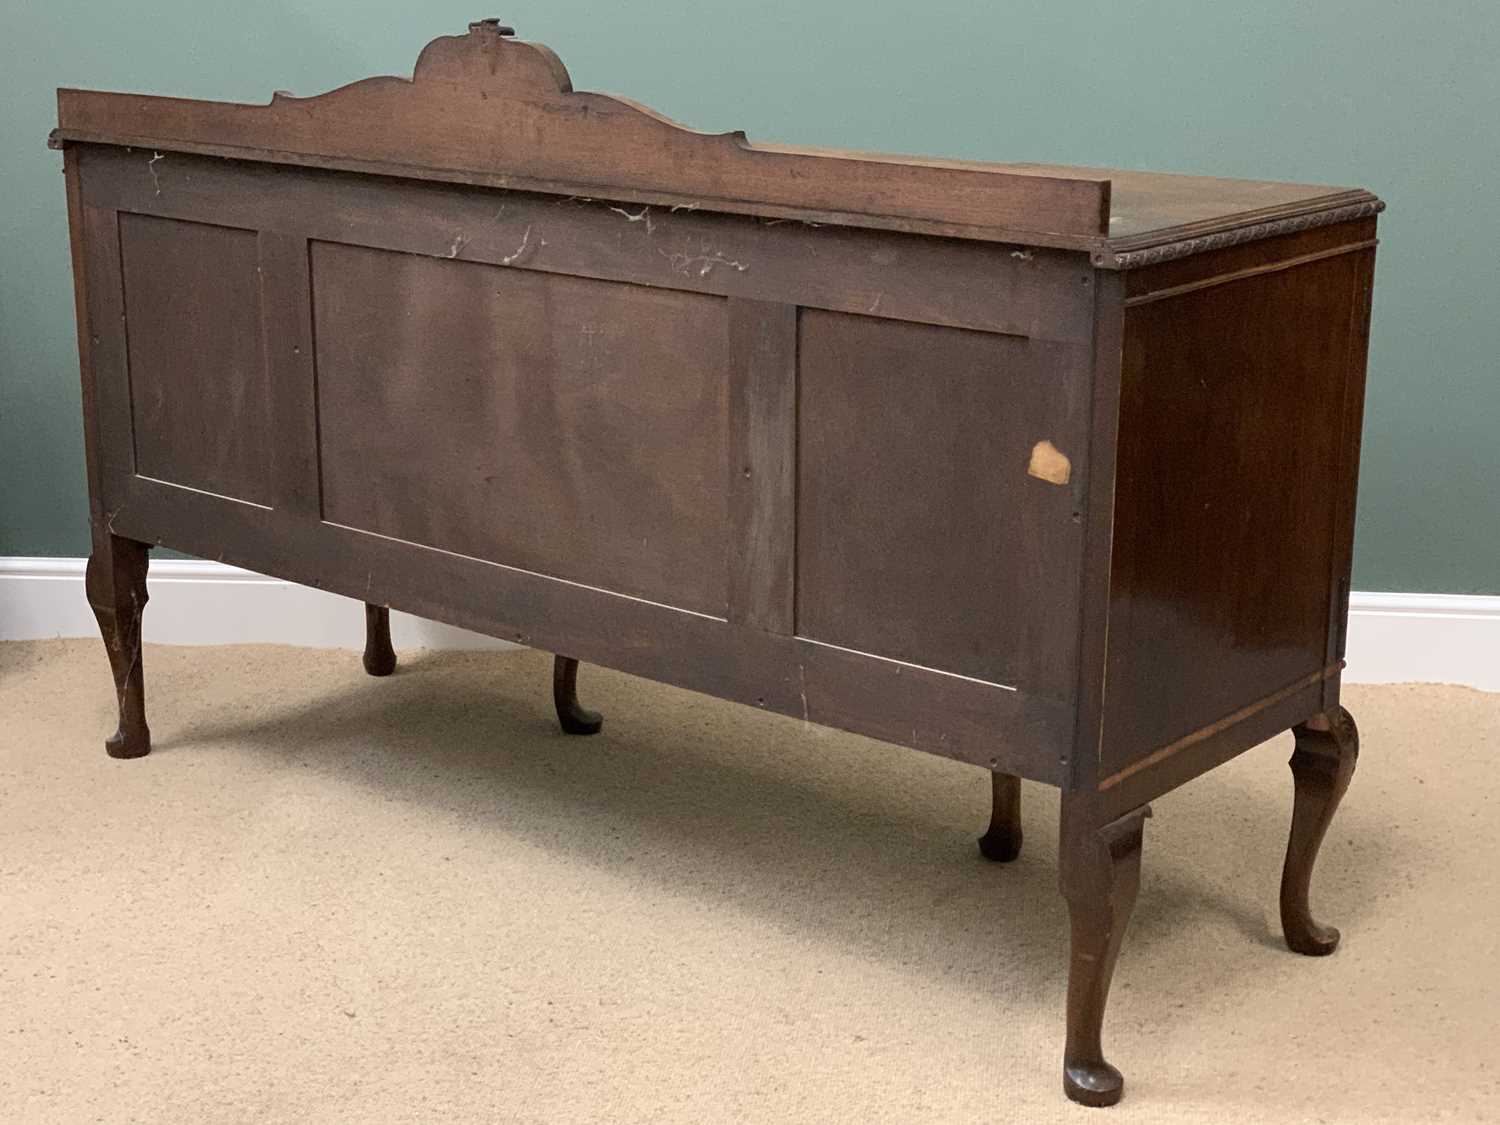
(500, 224), (535, 266)
(445, 206), (507, 258)
(609, 205), (655, 232)
(660, 241), (749, 277)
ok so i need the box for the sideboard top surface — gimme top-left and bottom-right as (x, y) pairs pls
(50, 22), (1381, 268)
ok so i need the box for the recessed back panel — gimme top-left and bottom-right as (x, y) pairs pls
(118, 213), (269, 503)
(311, 242), (730, 616)
(795, 310), (1087, 691)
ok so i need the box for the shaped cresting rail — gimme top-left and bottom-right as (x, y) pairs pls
(50, 18), (1115, 248)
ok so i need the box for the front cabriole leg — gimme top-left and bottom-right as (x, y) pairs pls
(85, 535), (151, 759)
(1058, 796), (1151, 1107)
(1281, 706), (1359, 955)
(553, 655), (602, 735)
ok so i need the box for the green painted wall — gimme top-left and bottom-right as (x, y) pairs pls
(3, 2), (1496, 591)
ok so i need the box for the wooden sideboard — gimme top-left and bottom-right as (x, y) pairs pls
(52, 21), (1381, 1107)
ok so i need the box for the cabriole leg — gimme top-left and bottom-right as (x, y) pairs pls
(978, 771), (1023, 861)
(363, 603), (397, 676)
(1059, 797), (1151, 1107)
(85, 535), (151, 760)
(1281, 706), (1359, 955)
(553, 655), (602, 735)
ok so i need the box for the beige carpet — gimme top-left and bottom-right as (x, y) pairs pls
(1, 639), (1497, 1124)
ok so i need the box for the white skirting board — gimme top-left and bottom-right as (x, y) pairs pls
(1, 557), (1496, 691)
(0, 557), (515, 654)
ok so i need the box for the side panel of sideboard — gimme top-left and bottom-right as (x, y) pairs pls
(1088, 220), (1378, 797)
(68, 145), (1103, 783)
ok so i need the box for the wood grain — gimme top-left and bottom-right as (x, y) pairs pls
(727, 299), (797, 634)
(1098, 251), (1366, 780)
(52, 22), (1381, 259)
(85, 536), (151, 759)
(795, 310), (1088, 692)
(1059, 797), (1151, 1106)
(118, 213), (270, 504)
(256, 232), (320, 519)
(75, 145), (1093, 345)
(1282, 706), (1359, 955)
(104, 472), (1073, 780)
(54, 25), (1110, 245)
(311, 241), (731, 616)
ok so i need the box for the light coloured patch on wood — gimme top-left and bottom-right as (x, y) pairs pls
(1027, 439), (1071, 485)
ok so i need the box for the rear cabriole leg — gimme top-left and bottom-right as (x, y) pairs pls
(553, 655), (602, 735)
(363, 603), (397, 676)
(978, 771), (1023, 861)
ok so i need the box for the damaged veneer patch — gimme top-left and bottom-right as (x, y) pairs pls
(1027, 440), (1071, 485)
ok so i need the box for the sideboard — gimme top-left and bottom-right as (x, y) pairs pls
(51, 20), (1381, 1106)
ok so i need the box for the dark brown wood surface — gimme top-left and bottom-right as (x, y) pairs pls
(53, 23), (1110, 246)
(978, 772), (1024, 863)
(56, 24), (1383, 1107)
(1282, 707), (1360, 955)
(362, 604), (396, 677)
(73, 146), (1093, 343)
(312, 241), (731, 616)
(727, 299), (798, 634)
(118, 214), (271, 504)
(553, 655), (604, 736)
(1095, 229), (1376, 788)
(1059, 796), (1152, 1107)
(795, 310), (1087, 691)
(69, 142), (1087, 780)
(49, 21), (1381, 258)
(84, 537), (151, 759)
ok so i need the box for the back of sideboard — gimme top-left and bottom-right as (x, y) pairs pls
(66, 144), (1103, 783)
